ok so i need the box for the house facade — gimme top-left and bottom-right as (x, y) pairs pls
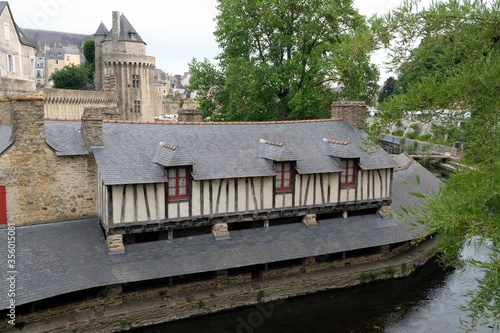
(44, 46), (81, 86)
(0, 2), (36, 95)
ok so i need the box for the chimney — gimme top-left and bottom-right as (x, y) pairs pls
(331, 101), (367, 130)
(177, 109), (203, 122)
(81, 107), (103, 151)
(7, 95), (45, 146)
(112, 11), (120, 42)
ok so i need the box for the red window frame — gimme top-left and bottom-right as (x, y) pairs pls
(0, 186), (6, 224)
(340, 158), (357, 187)
(167, 167), (189, 200)
(275, 162), (293, 192)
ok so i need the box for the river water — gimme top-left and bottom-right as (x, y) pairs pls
(132, 245), (496, 333)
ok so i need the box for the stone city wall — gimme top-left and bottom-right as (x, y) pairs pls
(162, 97), (200, 115)
(43, 88), (118, 120)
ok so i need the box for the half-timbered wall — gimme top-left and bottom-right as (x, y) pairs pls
(101, 168), (393, 228)
(101, 182), (167, 228)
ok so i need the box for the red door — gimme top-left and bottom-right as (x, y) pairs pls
(0, 186), (6, 224)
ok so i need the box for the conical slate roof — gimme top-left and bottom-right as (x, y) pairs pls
(103, 13), (145, 44)
(94, 22), (109, 36)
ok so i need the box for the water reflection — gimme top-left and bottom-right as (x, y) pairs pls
(131, 241), (500, 333)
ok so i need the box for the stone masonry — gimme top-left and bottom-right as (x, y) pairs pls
(331, 101), (367, 130)
(0, 97), (97, 226)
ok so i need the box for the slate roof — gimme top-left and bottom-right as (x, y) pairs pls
(103, 13), (145, 44)
(392, 154), (442, 216)
(44, 121), (88, 156)
(0, 155), (439, 309)
(259, 139), (298, 162)
(73, 119), (395, 185)
(94, 22), (109, 36)
(20, 28), (91, 53)
(152, 142), (195, 167)
(0, 124), (12, 155)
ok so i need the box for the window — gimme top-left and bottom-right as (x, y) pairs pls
(37, 70), (41, 78)
(55, 60), (59, 65)
(340, 158), (357, 187)
(0, 186), (6, 224)
(132, 74), (140, 88)
(4, 23), (10, 42)
(275, 162), (293, 192)
(168, 167), (189, 200)
(7, 55), (14, 73)
(133, 100), (141, 113)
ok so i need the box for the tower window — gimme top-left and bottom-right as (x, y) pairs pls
(133, 100), (141, 113)
(132, 74), (140, 88)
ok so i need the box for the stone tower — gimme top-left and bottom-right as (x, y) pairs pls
(93, 22), (109, 91)
(93, 12), (161, 120)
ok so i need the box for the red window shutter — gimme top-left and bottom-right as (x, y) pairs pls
(0, 186), (7, 224)
(341, 159), (357, 187)
(275, 162), (293, 192)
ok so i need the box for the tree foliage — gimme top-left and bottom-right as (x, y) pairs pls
(188, 0), (379, 121)
(372, 0), (500, 330)
(378, 76), (397, 103)
(50, 64), (89, 90)
(82, 39), (95, 83)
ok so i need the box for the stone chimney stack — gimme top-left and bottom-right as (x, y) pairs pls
(330, 101), (367, 130)
(8, 96), (45, 146)
(177, 109), (203, 122)
(112, 11), (120, 42)
(81, 107), (103, 151)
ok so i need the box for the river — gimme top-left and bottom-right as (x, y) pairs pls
(132, 244), (496, 333)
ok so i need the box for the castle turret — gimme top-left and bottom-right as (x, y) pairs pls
(93, 22), (109, 90)
(95, 11), (161, 121)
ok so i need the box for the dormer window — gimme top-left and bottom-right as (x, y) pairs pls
(167, 167), (189, 200)
(275, 162), (293, 192)
(340, 158), (357, 187)
(129, 30), (137, 40)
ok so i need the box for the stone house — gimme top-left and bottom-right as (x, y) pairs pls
(44, 46), (82, 86)
(34, 55), (45, 87)
(0, 2), (36, 95)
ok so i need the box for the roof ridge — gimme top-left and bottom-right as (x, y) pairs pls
(393, 152), (414, 172)
(102, 118), (344, 125)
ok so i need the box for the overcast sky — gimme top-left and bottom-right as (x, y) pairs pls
(9, 0), (429, 83)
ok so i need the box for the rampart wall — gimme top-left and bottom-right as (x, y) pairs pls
(43, 88), (118, 120)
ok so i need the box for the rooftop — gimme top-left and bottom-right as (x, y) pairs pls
(0, 155), (441, 308)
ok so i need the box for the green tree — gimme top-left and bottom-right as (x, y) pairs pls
(50, 64), (89, 90)
(188, 0), (379, 121)
(82, 39), (95, 84)
(378, 76), (397, 103)
(372, 0), (500, 330)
